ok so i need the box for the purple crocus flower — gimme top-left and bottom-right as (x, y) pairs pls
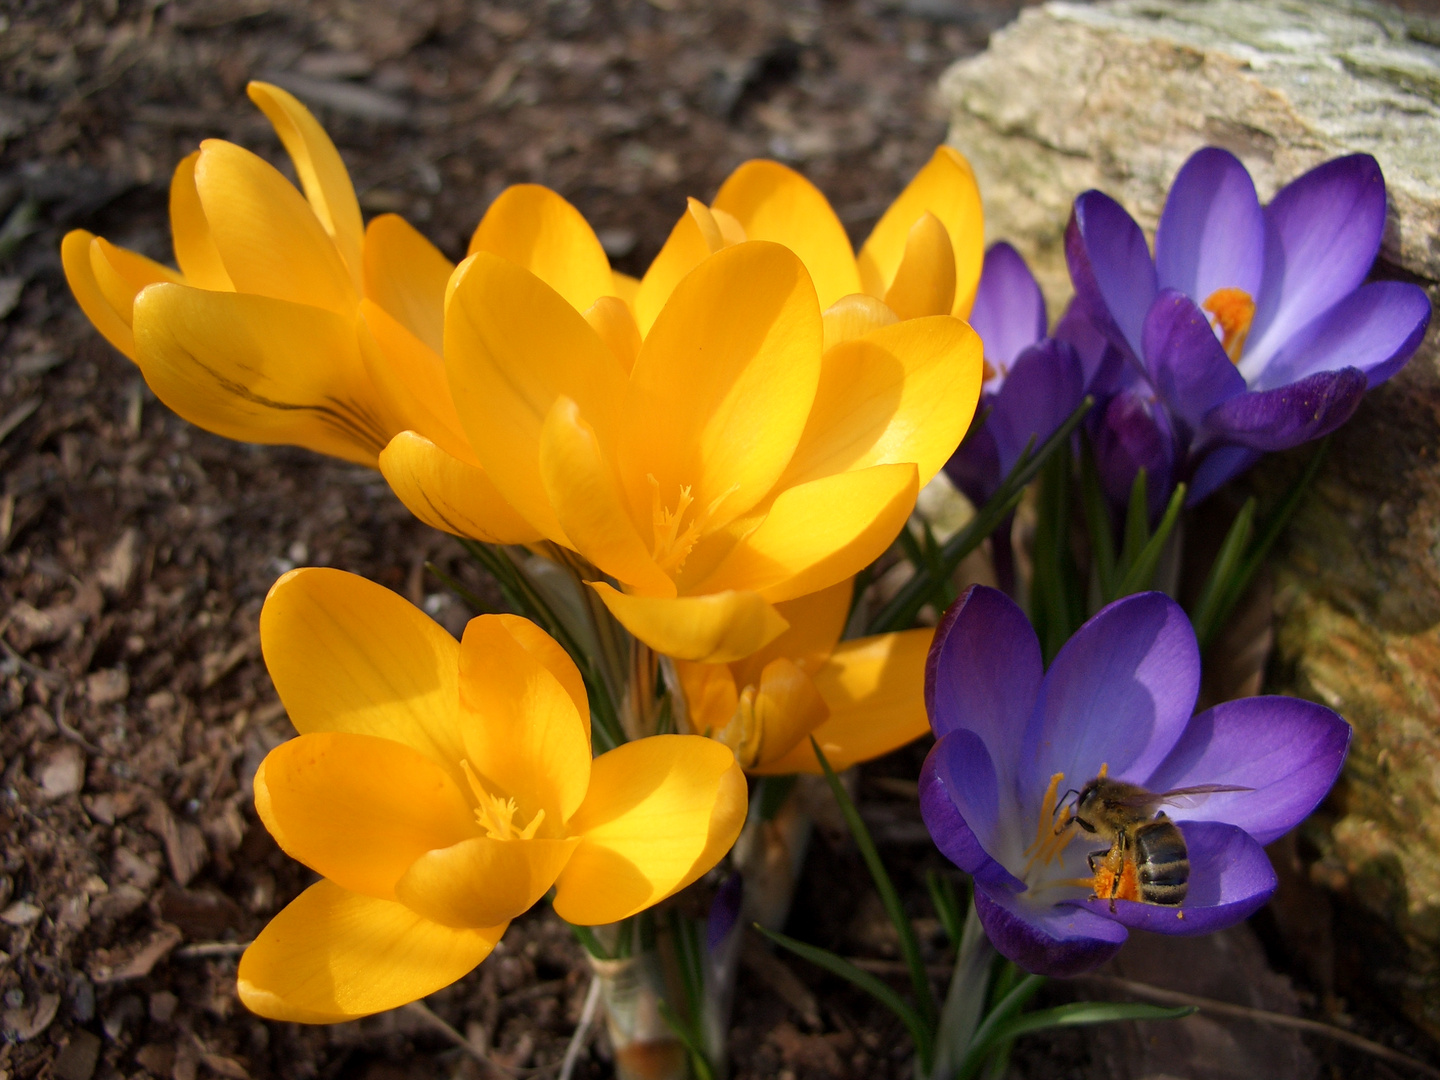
(1068, 148), (1431, 503)
(919, 585), (1349, 976)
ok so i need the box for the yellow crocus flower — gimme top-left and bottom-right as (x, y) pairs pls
(674, 579), (933, 774)
(239, 567), (745, 1023)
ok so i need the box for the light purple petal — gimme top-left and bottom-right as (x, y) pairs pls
(1023, 593), (1200, 798)
(1245, 155), (1387, 370)
(1143, 696), (1350, 845)
(975, 884), (1128, 977)
(919, 733), (1024, 889)
(1055, 298), (1120, 390)
(971, 242), (1047, 373)
(943, 397), (1002, 505)
(1155, 147), (1265, 304)
(1092, 390), (1178, 512)
(1080, 821), (1276, 936)
(988, 339), (1087, 476)
(1252, 280), (1431, 391)
(1143, 290), (1247, 434)
(1066, 192), (1158, 363)
(1200, 368), (1367, 452)
(1185, 444), (1262, 505)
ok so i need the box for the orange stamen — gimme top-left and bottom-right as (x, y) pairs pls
(1202, 287), (1255, 364)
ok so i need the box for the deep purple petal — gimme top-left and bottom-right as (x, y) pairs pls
(1066, 192), (1158, 363)
(1023, 593), (1200, 798)
(943, 398), (1002, 505)
(1246, 155), (1387, 368)
(1054, 298), (1121, 390)
(919, 733), (1024, 889)
(971, 242), (1047, 373)
(975, 884), (1128, 976)
(1200, 367), (1367, 452)
(1090, 390), (1178, 516)
(988, 339), (1087, 475)
(1079, 821), (1276, 936)
(1143, 290), (1247, 434)
(1143, 696), (1350, 845)
(706, 873), (743, 951)
(1154, 147), (1265, 304)
(1185, 444), (1262, 505)
(1252, 280), (1431, 391)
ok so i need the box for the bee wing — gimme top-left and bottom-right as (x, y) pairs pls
(1152, 783), (1253, 808)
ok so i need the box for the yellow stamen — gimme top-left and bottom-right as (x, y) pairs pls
(1202, 287), (1255, 364)
(461, 760), (545, 841)
(1022, 772), (1079, 879)
(646, 475), (738, 575)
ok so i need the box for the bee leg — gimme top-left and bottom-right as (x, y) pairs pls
(1087, 849), (1107, 873)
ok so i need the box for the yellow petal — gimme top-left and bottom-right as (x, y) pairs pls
(780, 316), (983, 489)
(488, 613), (590, 745)
(712, 159), (861, 309)
(611, 270), (641, 308)
(732, 577), (852, 688)
(169, 151), (235, 291)
(695, 463), (919, 603)
(620, 241), (822, 529)
(358, 299), (472, 462)
(247, 81), (365, 290)
(858, 146), (984, 317)
(714, 657), (829, 770)
(590, 581), (790, 664)
(822, 293), (898, 353)
(882, 212), (955, 321)
(583, 295), (642, 374)
(238, 879), (504, 1023)
(88, 238), (182, 328)
(396, 837), (580, 929)
(541, 397), (673, 597)
(132, 283), (387, 466)
(468, 184), (613, 313)
(755, 628), (933, 774)
(61, 231), (137, 359)
(254, 732), (474, 899)
(633, 198), (737, 338)
(445, 252), (628, 547)
(553, 735), (747, 924)
(259, 568), (467, 781)
(363, 213), (454, 355)
(457, 615), (591, 827)
(194, 138), (356, 315)
(379, 431), (542, 545)
(674, 661), (740, 739)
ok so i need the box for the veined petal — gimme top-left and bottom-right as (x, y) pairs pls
(1154, 147), (1264, 305)
(247, 81), (365, 290)
(358, 300), (471, 461)
(584, 295), (643, 374)
(89, 238), (183, 325)
(132, 284), (388, 466)
(490, 613), (590, 745)
(1065, 191), (1156, 363)
(169, 152), (235, 291)
(259, 568), (467, 782)
(882, 212), (956, 321)
(254, 732), (474, 899)
(970, 242), (1046, 374)
(379, 431), (542, 545)
(363, 213), (453, 355)
(734, 577), (852, 687)
(712, 159), (861, 309)
(822, 293), (898, 353)
(590, 582), (788, 663)
(553, 735), (747, 924)
(919, 732), (1023, 888)
(974, 884), (1127, 977)
(468, 183), (613, 314)
(694, 462), (918, 603)
(61, 231), (152, 360)
(633, 198), (740, 338)
(194, 139), (356, 315)
(859, 146), (984, 317)
(396, 836), (580, 929)
(238, 879), (504, 1023)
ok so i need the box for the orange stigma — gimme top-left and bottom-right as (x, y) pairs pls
(1202, 287), (1255, 364)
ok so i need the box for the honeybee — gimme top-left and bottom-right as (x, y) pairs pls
(1070, 777), (1250, 910)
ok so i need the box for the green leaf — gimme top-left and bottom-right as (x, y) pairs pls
(1031, 440), (1083, 662)
(929, 899), (996, 1080)
(954, 974), (1047, 1080)
(1116, 467), (1150, 579)
(1188, 496), (1256, 647)
(657, 1001), (715, 1080)
(568, 921), (611, 961)
(1078, 440), (1118, 601)
(423, 560), (495, 615)
(959, 999), (1193, 1079)
(926, 871), (964, 950)
(1112, 482), (1187, 599)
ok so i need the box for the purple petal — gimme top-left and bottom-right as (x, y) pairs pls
(1200, 368), (1367, 452)
(1066, 192), (1158, 363)
(707, 873), (743, 951)
(1246, 155), (1387, 369)
(943, 399), (1001, 505)
(1154, 148), (1265, 304)
(975, 884), (1128, 977)
(1090, 390), (1177, 516)
(919, 733), (1024, 889)
(1080, 821), (1276, 936)
(1023, 593), (1200, 798)
(988, 339), (1086, 476)
(1143, 290), (1247, 434)
(1055, 298), (1121, 390)
(971, 242), (1047, 373)
(1143, 696), (1350, 845)
(1252, 280), (1431, 391)
(1185, 444), (1262, 505)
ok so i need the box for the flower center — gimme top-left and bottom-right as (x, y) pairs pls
(647, 475), (735, 575)
(461, 761), (545, 841)
(1202, 287), (1255, 364)
(1017, 764), (1113, 900)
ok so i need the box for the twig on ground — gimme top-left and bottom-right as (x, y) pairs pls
(403, 1001), (514, 1079)
(559, 975), (602, 1080)
(174, 941), (250, 959)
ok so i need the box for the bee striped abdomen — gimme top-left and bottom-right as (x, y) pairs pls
(1134, 819), (1189, 905)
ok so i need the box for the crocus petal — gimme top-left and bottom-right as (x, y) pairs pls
(584, 295), (643, 374)
(918, 731), (1024, 888)
(882, 212), (957, 321)
(358, 300), (471, 461)
(132, 284), (387, 466)
(363, 214), (453, 355)
(1245, 155), (1387, 372)
(238, 879), (504, 1023)
(973, 884), (1127, 977)
(858, 146), (984, 317)
(712, 159), (861, 309)
(1025, 593), (1199, 796)
(489, 613), (591, 745)
(969, 242), (1046, 373)
(1143, 289), (1247, 433)
(259, 568), (466, 779)
(821, 293), (899, 353)
(694, 462), (918, 603)
(254, 732), (474, 899)
(1154, 147), (1264, 304)
(554, 735), (747, 924)
(1065, 191), (1157, 362)
(1084, 821), (1276, 936)
(468, 183), (614, 314)
(61, 231), (147, 359)
(1054, 298), (1118, 390)
(85, 238), (181, 329)
(744, 657), (830, 769)
(986, 338), (1086, 477)
(1144, 696), (1350, 845)
(1200, 367), (1367, 453)
(169, 152), (235, 291)
(675, 662), (740, 738)
(589, 582), (788, 664)
(396, 837), (580, 929)
(457, 615), (591, 827)
(779, 317), (982, 489)
(633, 198), (738, 338)
(1091, 388), (1177, 512)
(247, 81), (365, 290)
(734, 577), (852, 686)
(379, 431), (543, 545)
